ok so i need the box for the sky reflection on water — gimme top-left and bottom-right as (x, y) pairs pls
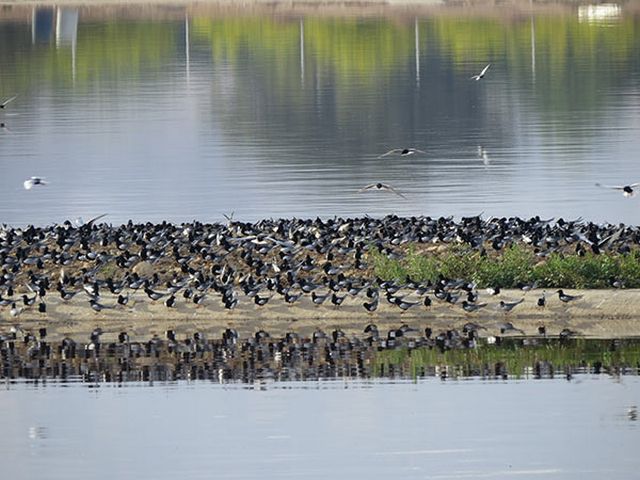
(0, 5), (639, 225)
(1, 378), (638, 479)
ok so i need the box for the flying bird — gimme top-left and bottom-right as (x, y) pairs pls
(0, 95), (18, 109)
(378, 148), (426, 158)
(595, 182), (639, 198)
(23, 177), (48, 190)
(358, 182), (406, 199)
(471, 64), (491, 81)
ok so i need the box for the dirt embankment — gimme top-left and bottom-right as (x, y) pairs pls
(3, 288), (639, 342)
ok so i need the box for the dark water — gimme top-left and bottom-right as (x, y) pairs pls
(1, 4), (640, 225)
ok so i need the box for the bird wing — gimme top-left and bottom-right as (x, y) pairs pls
(0, 95), (18, 107)
(23, 180), (33, 190)
(411, 149), (427, 154)
(378, 149), (402, 158)
(595, 183), (625, 191)
(358, 184), (378, 193)
(480, 64), (491, 76)
(86, 213), (108, 227)
(381, 184), (407, 199)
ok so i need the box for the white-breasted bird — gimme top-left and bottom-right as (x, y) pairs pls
(595, 182), (640, 198)
(23, 177), (48, 190)
(471, 64), (491, 81)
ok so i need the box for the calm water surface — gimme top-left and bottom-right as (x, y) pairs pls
(0, 378), (638, 479)
(1, 4), (640, 225)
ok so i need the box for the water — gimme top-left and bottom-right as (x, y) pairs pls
(1, 4), (640, 225)
(1, 378), (638, 479)
(1, 4), (639, 477)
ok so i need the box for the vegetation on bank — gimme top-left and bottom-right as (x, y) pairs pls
(374, 338), (640, 379)
(370, 244), (640, 289)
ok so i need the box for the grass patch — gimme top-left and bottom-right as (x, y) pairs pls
(373, 338), (640, 379)
(371, 244), (640, 289)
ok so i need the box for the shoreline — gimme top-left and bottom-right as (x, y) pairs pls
(2, 216), (640, 342)
(5, 288), (640, 342)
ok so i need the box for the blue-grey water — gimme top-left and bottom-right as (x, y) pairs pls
(1, 377), (639, 479)
(1, 4), (640, 226)
(2, 4), (640, 477)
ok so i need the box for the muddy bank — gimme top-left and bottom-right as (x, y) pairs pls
(3, 288), (640, 342)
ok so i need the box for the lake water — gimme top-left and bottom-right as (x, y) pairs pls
(1, 3), (640, 226)
(1, 377), (639, 479)
(2, 3), (640, 477)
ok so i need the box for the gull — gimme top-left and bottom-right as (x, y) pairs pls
(0, 95), (18, 109)
(595, 182), (639, 198)
(378, 148), (426, 158)
(358, 182), (406, 199)
(471, 64), (491, 81)
(23, 177), (48, 190)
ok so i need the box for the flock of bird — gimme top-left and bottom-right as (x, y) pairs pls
(0, 214), (636, 343)
(1, 64), (638, 346)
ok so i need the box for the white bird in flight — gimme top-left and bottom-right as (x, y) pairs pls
(378, 148), (426, 158)
(595, 182), (639, 198)
(0, 95), (18, 109)
(358, 182), (406, 199)
(471, 64), (491, 81)
(23, 177), (48, 190)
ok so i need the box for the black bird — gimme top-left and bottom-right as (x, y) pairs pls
(537, 292), (546, 307)
(358, 183), (406, 199)
(331, 293), (346, 307)
(89, 299), (112, 312)
(462, 301), (487, 313)
(487, 287), (500, 295)
(363, 297), (378, 312)
(378, 147), (426, 158)
(557, 289), (582, 303)
(499, 322), (525, 335)
(254, 294), (271, 306)
(498, 299), (524, 313)
(395, 297), (420, 312)
(595, 182), (639, 198)
(311, 291), (330, 306)
(144, 286), (166, 301)
(38, 301), (46, 313)
(117, 293), (129, 306)
(164, 295), (176, 308)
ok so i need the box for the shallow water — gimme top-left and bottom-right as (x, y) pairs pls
(1, 4), (640, 225)
(1, 378), (638, 479)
